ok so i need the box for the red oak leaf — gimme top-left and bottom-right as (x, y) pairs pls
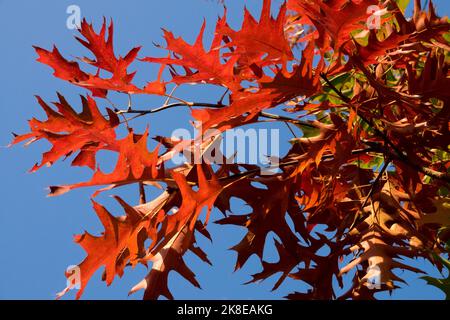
(49, 129), (163, 197)
(12, 94), (119, 172)
(130, 165), (222, 299)
(192, 41), (322, 131)
(217, 0), (294, 68)
(57, 196), (148, 300)
(34, 19), (165, 97)
(142, 19), (239, 91)
(287, 0), (379, 51)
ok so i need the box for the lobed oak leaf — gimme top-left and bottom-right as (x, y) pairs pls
(217, 0), (294, 69)
(129, 225), (207, 300)
(407, 51), (450, 100)
(287, 0), (379, 51)
(340, 230), (424, 290)
(287, 236), (344, 299)
(34, 19), (165, 97)
(11, 94), (119, 172)
(48, 128), (163, 197)
(215, 177), (301, 270)
(355, 28), (410, 66)
(76, 19), (139, 79)
(397, 0), (450, 44)
(246, 239), (306, 291)
(142, 19), (240, 91)
(289, 113), (355, 176)
(158, 165), (223, 240)
(130, 165), (221, 299)
(418, 198), (450, 228)
(57, 196), (148, 299)
(192, 41), (322, 131)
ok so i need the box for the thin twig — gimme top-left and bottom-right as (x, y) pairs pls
(214, 147), (379, 183)
(116, 102), (318, 128)
(348, 159), (390, 233)
(361, 160), (390, 211)
(258, 111), (317, 128)
(139, 182), (147, 205)
(284, 122), (298, 138)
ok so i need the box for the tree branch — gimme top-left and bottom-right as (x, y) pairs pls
(116, 102), (318, 128)
(348, 159), (390, 232)
(139, 182), (147, 205)
(216, 147), (378, 183)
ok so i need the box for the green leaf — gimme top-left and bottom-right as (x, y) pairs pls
(421, 252), (450, 300)
(421, 276), (450, 299)
(353, 155), (384, 170)
(395, 0), (410, 13)
(298, 125), (321, 139)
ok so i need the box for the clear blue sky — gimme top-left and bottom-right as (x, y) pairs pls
(0, 0), (448, 300)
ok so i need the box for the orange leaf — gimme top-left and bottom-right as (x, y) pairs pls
(34, 19), (165, 97)
(12, 94), (119, 171)
(49, 129), (163, 197)
(193, 41), (322, 131)
(218, 0), (294, 68)
(142, 19), (240, 91)
(57, 196), (148, 300)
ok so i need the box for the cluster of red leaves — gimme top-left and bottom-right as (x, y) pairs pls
(13, 0), (450, 299)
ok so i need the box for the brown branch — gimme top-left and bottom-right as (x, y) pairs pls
(348, 159), (391, 233)
(258, 111), (317, 128)
(116, 102), (318, 128)
(216, 147), (378, 183)
(139, 182), (146, 205)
